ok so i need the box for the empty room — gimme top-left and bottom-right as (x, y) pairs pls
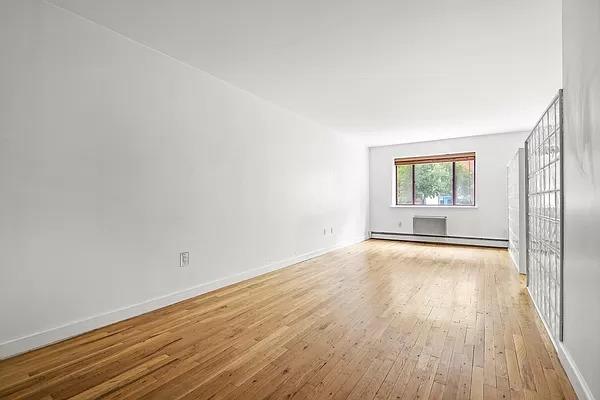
(1, 0), (599, 399)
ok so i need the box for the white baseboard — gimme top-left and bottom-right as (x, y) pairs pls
(526, 288), (596, 400)
(0, 235), (367, 360)
(371, 232), (508, 248)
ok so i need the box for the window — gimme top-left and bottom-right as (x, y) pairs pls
(395, 152), (475, 206)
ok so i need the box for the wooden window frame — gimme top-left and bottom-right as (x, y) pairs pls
(394, 152), (476, 206)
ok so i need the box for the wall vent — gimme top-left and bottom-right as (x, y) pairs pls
(413, 216), (447, 236)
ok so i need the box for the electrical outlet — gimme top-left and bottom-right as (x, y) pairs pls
(179, 251), (189, 267)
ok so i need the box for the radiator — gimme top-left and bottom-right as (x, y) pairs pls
(413, 216), (447, 236)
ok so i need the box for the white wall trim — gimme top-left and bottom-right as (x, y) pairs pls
(527, 288), (596, 400)
(371, 232), (508, 248)
(508, 250), (520, 274)
(0, 235), (367, 360)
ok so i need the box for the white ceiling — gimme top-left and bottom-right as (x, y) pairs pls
(50, 0), (562, 145)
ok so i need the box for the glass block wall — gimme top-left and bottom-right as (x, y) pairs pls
(526, 90), (563, 340)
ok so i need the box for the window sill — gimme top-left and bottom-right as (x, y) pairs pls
(389, 205), (478, 209)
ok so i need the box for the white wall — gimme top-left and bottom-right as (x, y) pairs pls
(0, 0), (369, 358)
(369, 132), (527, 240)
(562, 0), (600, 398)
(507, 148), (527, 273)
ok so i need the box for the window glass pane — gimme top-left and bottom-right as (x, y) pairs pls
(454, 160), (475, 205)
(414, 162), (452, 205)
(396, 165), (413, 204)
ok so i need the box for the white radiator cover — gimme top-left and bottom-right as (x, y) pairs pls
(413, 216), (447, 236)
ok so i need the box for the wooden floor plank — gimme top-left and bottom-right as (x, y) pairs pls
(0, 240), (577, 400)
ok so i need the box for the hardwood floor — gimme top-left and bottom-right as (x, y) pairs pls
(0, 240), (576, 400)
